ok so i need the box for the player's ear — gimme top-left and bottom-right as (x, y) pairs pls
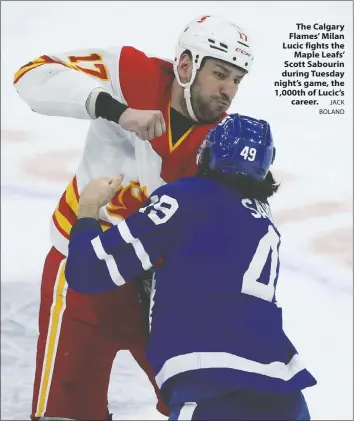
(177, 51), (193, 84)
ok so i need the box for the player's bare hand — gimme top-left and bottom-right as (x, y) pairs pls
(78, 174), (124, 219)
(119, 108), (166, 141)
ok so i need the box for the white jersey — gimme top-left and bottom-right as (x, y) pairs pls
(14, 46), (171, 256)
(14, 46), (219, 256)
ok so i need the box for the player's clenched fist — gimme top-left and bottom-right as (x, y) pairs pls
(119, 108), (167, 141)
(78, 175), (124, 219)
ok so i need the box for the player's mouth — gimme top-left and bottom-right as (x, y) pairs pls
(215, 99), (230, 109)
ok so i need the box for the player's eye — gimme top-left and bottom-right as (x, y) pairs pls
(214, 71), (226, 79)
(234, 79), (241, 85)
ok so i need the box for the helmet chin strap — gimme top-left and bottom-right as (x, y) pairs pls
(183, 83), (199, 122)
(174, 61), (199, 122)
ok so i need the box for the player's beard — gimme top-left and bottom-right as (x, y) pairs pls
(188, 83), (230, 123)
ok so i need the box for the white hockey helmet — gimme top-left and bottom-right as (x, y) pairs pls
(173, 15), (254, 121)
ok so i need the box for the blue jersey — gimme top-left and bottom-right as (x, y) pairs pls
(66, 177), (317, 405)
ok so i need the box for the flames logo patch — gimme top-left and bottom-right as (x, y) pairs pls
(106, 180), (149, 220)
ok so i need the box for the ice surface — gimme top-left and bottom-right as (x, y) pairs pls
(1, 1), (352, 419)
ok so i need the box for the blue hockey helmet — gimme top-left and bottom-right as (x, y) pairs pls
(197, 114), (276, 180)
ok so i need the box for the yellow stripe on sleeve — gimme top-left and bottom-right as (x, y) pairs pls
(65, 180), (79, 215)
(53, 206), (72, 237)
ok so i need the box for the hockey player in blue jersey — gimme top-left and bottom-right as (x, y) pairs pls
(65, 114), (317, 420)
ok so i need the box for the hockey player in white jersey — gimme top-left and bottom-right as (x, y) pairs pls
(14, 15), (254, 420)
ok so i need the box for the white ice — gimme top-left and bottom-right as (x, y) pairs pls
(1, 1), (353, 420)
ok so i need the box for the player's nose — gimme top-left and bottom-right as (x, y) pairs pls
(220, 79), (236, 100)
